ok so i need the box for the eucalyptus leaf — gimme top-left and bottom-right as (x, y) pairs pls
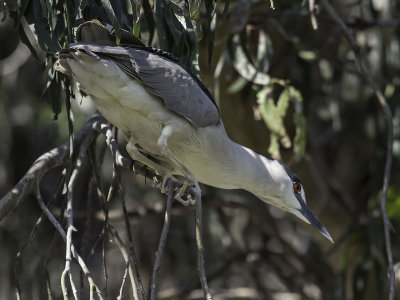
(293, 113), (306, 156)
(100, 0), (121, 44)
(44, 0), (56, 17)
(16, 0), (31, 27)
(27, 0), (61, 53)
(257, 85), (306, 158)
(230, 0), (250, 34)
(154, 0), (168, 50)
(205, 0), (217, 65)
(133, 22), (140, 36)
(188, 0), (200, 20)
(232, 34), (270, 85)
(129, 0), (141, 24)
(221, 0), (230, 17)
(16, 21), (40, 60)
(142, 0), (155, 45)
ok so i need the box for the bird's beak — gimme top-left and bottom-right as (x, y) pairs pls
(293, 194), (334, 243)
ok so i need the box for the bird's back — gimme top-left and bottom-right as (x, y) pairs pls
(58, 20), (220, 128)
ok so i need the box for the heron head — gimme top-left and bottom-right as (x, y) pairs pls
(257, 159), (333, 243)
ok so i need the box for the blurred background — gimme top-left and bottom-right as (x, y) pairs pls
(0, 0), (399, 299)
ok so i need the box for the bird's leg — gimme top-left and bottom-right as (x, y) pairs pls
(157, 126), (199, 206)
(126, 137), (177, 193)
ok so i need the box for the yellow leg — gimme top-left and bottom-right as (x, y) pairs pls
(157, 126), (199, 205)
(126, 137), (176, 193)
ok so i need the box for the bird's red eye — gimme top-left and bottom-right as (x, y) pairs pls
(293, 183), (301, 193)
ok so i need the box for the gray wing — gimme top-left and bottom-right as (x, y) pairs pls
(69, 43), (220, 128)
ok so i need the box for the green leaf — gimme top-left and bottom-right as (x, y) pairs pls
(188, 0), (200, 20)
(257, 85), (306, 158)
(44, 0), (56, 17)
(293, 113), (306, 156)
(16, 0), (31, 27)
(205, 0), (217, 65)
(16, 22), (40, 60)
(142, 0), (155, 45)
(387, 187), (400, 220)
(100, 0), (121, 44)
(258, 86), (284, 134)
(286, 86), (306, 156)
(232, 34), (270, 85)
(130, 0), (141, 22)
(154, 0), (168, 50)
(133, 22), (140, 37)
(42, 61), (63, 119)
(25, 0), (61, 53)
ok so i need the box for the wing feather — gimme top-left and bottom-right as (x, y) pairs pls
(69, 43), (220, 128)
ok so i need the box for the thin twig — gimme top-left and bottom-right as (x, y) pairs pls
(308, 0), (318, 30)
(89, 138), (144, 300)
(35, 185), (104, 300)
(150, 180), (174, 300)
(117, 266), (130, 300)
(87, 145), (110, 298)
(62, 135), (92, 300)
(320, 1), (394, 299)
(0, 114), (158, 222)
(108, 222), (140, 300)
(119, 178), (148, 300)
(45, 267), (54, 300)
(190, 187), (213, 300)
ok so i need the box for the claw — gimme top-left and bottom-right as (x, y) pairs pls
(173, 177), (199, 206)
(158, 173), (178, 194)
(174, 194), (193, 206)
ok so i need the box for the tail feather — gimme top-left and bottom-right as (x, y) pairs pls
(76, 19), (112, 44)
(56, 19), (146, 77)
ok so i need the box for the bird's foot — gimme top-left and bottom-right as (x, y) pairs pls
(157, 173), (178, 194)
(174, 177), (200, 206)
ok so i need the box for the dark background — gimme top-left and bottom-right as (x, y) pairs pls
(0, 0), (399, 299)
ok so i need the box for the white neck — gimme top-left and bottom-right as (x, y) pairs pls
(194, 133), (278, 198)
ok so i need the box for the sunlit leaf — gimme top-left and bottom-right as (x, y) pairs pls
(226, 76), (248, 94)
(26, 0), (61, 53)
(232, 34), (270, 85)
(16, 21), (40, 60)
(133, 22), (140, 37)
(129, 0), (141, 23)
(298, 49), (317, 61)
(188, 0), (200, 20)
(257, 85), (306, 158)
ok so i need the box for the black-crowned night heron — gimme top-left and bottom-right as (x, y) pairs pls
(57, 20), (332, 242)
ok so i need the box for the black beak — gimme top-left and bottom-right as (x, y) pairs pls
(295, 194), (333, 243)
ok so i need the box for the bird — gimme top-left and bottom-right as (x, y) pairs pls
(56, 20), (333, 243)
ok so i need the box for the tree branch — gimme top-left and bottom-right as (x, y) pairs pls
(61, 131), (93, 300)
(108, 222), (140, 300)
(35, 184), (104, 300)
(150, 180), (174, 300)
(191, 187), (213, 300)
(0, 114), (158, 222)
(320, 1), (395, 299)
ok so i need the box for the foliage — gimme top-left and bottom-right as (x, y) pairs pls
(6, 0), (306, 159)
(0, 0), (399, 299)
